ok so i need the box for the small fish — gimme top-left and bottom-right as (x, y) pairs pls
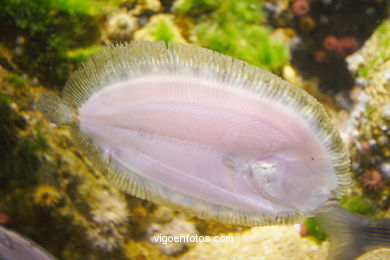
(38, 41), (350, 226)
(315, 207), (390, 260)
(0, 226), (56, 260)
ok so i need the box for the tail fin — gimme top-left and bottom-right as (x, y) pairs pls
(37, 93), (74, 126)
(315, 207), (390, 260)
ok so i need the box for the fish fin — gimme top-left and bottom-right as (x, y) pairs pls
(61, 41), (169, 108)
(315, 207), (390, 260)
(37, 93), (74, 126)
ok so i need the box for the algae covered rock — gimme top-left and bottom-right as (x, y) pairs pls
(134, 14), (187, 43)
(0, 64), (130, 259)
(345, 18), (390, 212)
(105, 8), (139, 41)
(2, 1), (389, 260)
(0, 0), (104, 88)
(182, 0), (289, 72)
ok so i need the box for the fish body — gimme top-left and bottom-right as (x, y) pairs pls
(38, 41), (350, 226)
(0, 226), (56, 260)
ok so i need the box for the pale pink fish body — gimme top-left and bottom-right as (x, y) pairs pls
(38, 41), (350, 226)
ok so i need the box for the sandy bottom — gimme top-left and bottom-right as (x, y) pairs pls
(180, 225), (390, 260)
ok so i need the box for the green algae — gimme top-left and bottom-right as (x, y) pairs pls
(0, 75), (36, 191)
(187, 0), (288, 72)
(134, 14), (187, 43)
(304, 217), (327, 243)
(346, 18), (390, 213)
(0, 96), (46, 191)
(2, 0), (97, 32)
(66, 45), (101, 63)
(2, 0), (124, 30)
(356, 19), (390, 78)
(33, 123), (48, 152)
(0, 67), (133, 259)
(0, 0), (101, 87)
(173, 0), (221, 15)
(150, 18), (179, 43)
(345, 42), (390, 260)
(340, 196), (376, 216)
(0, 93), (10, 110)
(5, 75), (27, 89)
(49, 0), (101, 16)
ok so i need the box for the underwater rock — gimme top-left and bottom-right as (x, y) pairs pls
(153, 206), (175, 224)
(192, 0), (289, 72)
(147, 215), (198, 256)
(285, 0), (388, 93)
(132, 0), (162, 14)
(124, 240), (168, 260)
(85, 222), (126, 252)
(33, 185), (62, 207)
(101, 0), (164, 43)
(134, 14), (187, 43)
(105, 8), (139, 41)
(85, 189), (129, 251)
(172, 0), (220, 15)
(0, 64), (133, 259)
(182, 218), (390, 260)
(0, 0), (101, 87)
(181, 225), (329, 260)
(299, 15), (316, 32)
(90, 190), (129, 225)
(345, 18), (390, 209)
(347, 18), (390, 82)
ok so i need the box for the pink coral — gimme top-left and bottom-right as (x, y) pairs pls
(323, 36), (339, 51)
(363, 170), (383, 190)
(292, 0), (310, 16)
(360, 140), (372, 153)
(299, 223), (309, 237)
(338, 36), (359, 56)
(323, 36), (359, 57)
(0, 212), (10, 225)
(314, 50), (328, 63)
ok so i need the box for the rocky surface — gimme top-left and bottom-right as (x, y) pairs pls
(0, 1), (389, 259)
